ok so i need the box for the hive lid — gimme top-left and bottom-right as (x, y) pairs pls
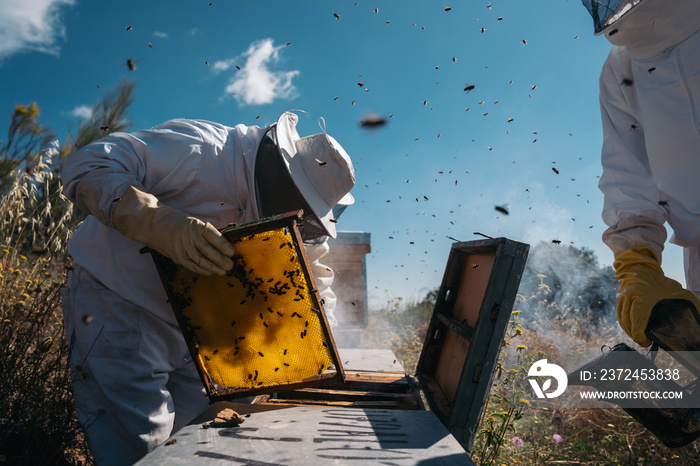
(150, 211), (344, 401)
(416, 237), (529, 452)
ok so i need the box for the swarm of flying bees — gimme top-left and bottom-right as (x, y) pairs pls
(104, 4), (596, 295)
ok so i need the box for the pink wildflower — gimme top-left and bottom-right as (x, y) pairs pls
(512, 436), (525, 447)
(553, 434), (563, 444)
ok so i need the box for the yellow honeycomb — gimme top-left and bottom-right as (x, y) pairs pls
(164, 226), (334, 392)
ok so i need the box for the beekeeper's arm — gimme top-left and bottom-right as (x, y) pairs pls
(598, 56), (700, 346)
(304, 239), (338, 327)
(62, 120), (234, 275)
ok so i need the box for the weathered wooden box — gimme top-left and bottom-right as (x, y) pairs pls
(416, 237), (529, 450)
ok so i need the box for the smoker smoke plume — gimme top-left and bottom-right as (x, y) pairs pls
(515, 241), (630, 368)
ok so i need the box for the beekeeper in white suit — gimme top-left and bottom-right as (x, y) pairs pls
(583, 0), (700, 346)
(61, 111), (355, 465)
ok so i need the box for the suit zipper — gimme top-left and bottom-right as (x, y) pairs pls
(676, 46), (700, 137)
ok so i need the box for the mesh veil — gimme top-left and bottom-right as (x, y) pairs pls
(581, 0), (643, 34)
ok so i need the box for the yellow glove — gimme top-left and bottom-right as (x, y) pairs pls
(614, 246), (700, 346)
(113, 186), (235, 276)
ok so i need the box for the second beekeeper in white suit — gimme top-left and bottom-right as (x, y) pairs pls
(582, 0), (700, 346)
(60, 111), (355, 465)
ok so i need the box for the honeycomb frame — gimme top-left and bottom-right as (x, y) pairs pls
(149, 211), (345, 401)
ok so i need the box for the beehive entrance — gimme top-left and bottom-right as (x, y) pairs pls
(150, 211), (344, 401)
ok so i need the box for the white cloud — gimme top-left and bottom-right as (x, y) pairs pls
(222, 38), (300, 106)
(212, 57), (236, 73)
(152, 31), (168, 39)
(0, 0), (76, 63)
(69, 105), (92, 119)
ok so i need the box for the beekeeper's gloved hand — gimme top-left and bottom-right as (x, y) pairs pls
(614, 246), (700, 347)
(113, 186), (235, 275)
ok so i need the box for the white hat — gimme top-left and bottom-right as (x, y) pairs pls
(275, 111), (355, 238)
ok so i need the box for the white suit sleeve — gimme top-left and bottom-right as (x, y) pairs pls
(61, 120), (208, 227)
(305, 240), (338, 328)
(597, 52), (668, 260)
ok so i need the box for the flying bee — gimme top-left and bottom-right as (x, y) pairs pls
(495, 205), (509, 215)
(359, 114), (387, 128)
(463, 84), (475, 93)
(122, 58), (140, 71)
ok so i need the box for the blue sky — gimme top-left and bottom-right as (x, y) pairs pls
(0, 0), (687, 306)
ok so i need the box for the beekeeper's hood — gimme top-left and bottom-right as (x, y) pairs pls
(255, 111), (355, 239)
(582, 0), (700, 59)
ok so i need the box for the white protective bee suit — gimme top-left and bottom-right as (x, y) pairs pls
(590, 0), (700, 345)
(61, 113), (350, 465)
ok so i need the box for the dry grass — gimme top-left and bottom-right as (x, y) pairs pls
(0, 148), (93, 465)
